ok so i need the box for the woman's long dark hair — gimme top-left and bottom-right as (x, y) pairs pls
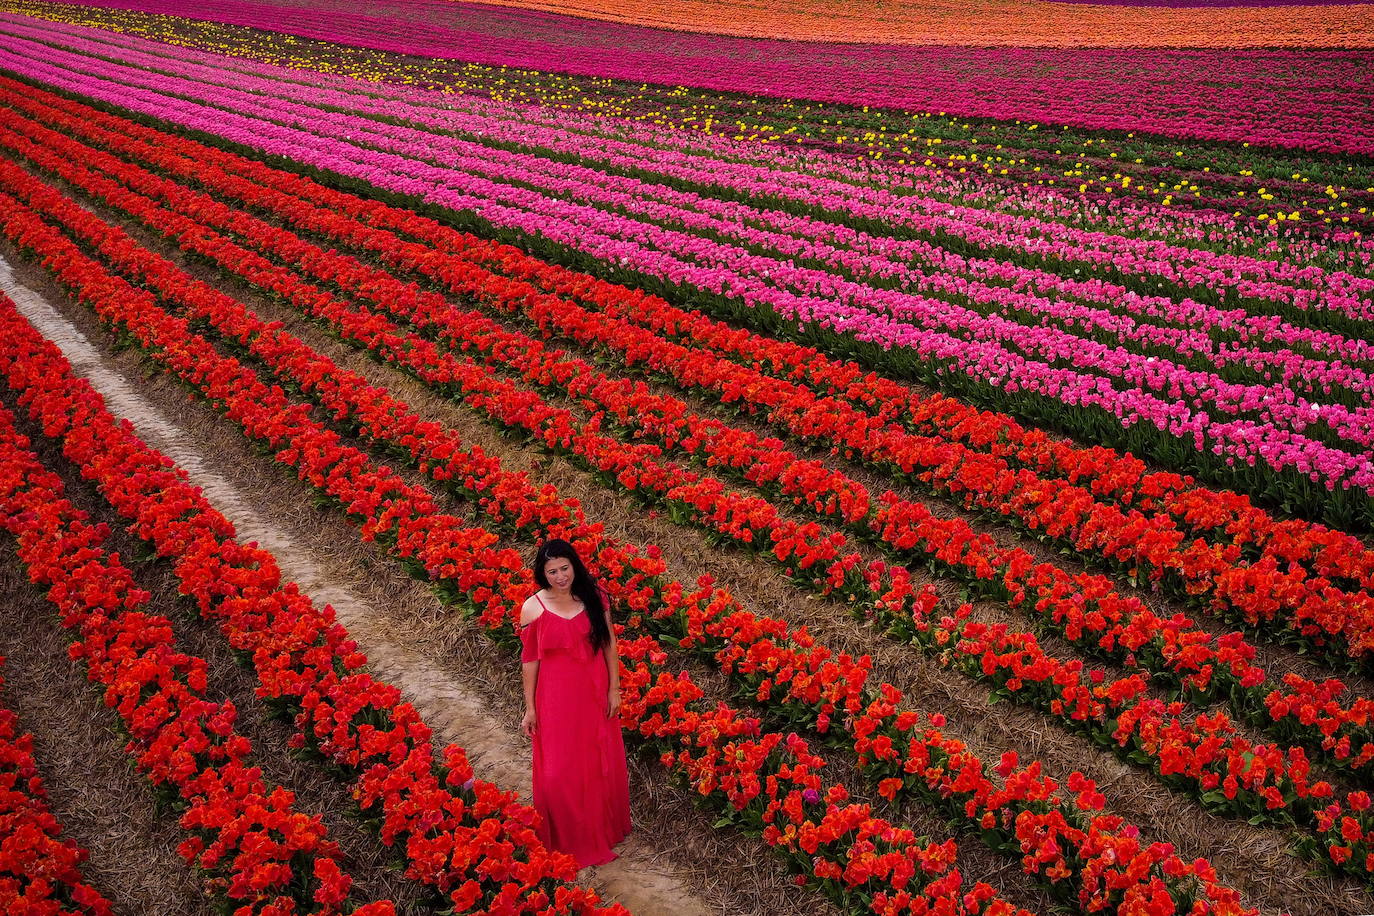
(533, 539), (611, 652)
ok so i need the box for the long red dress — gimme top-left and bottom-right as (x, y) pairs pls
(520, 596), (632, 867)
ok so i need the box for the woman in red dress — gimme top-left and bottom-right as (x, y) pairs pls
(519, 539), (632, 867)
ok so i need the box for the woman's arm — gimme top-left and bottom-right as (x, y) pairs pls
(520, 596), (541, 737)
(521, 659), (540, 737)
(603, 604), (620, 720)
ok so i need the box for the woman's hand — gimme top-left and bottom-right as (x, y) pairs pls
(606, 686), (621, 720)
(521, 707), (537, 738)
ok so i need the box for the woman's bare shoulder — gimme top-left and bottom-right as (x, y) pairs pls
(519, 593), (544, 626)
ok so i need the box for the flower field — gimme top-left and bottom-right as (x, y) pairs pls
(0, 2), (1370, 915)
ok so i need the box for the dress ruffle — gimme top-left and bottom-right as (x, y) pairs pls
(520, 608), (591, 662)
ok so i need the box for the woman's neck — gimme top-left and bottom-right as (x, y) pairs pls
(547, 586), (575, 602)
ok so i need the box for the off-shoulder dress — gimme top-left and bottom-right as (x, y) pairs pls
(520, 594), (631, 866)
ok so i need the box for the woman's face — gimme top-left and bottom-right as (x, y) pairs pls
(543, 556), (575, 593)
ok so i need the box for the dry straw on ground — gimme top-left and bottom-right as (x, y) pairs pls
(0, 556), (217, 916)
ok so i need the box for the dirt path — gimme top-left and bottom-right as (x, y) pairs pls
(0, 253), (714, 916)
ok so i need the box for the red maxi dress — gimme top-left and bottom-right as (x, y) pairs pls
(520, 596), (632, 867)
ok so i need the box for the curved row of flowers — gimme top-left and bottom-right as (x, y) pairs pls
(0, 654), (114, 916)
(0, 141), (1266, 915)
(0, 34), (1371, 529)
(0, 373), (390, 916)
(14, 0), (1374, 246)
(5, 82), (1365, 783)
(8, 11), (1371, 322)
(0, 188), (1057, 916)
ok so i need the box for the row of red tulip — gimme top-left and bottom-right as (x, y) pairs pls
(0, 656), (114, 916)
(10, 74), (1365, 643)
(0, 381), (387, 916)
(617, 632), (1011, 916)
(0, 188), (1044, 916)
(0, 157), (1258, 914)
(5, 100), (1361, 803)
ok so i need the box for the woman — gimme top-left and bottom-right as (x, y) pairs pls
(519, 538), (631, 867)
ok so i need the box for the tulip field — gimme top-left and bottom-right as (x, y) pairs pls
(0, 1), (1371, 915)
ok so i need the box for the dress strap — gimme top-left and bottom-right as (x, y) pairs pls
(534, 592), (549, 613)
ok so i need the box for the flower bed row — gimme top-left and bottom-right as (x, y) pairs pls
(8, 0), (1374, 161)
(16, 0), (1374, 245)
(0, 654), (114, 916)
(0, 375), (388, 916)
(0, 150), (1261, 915)
(0, 190), (1052, 916)
(1, 35), (1371, 529)
(6, 88), (1365, 787)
